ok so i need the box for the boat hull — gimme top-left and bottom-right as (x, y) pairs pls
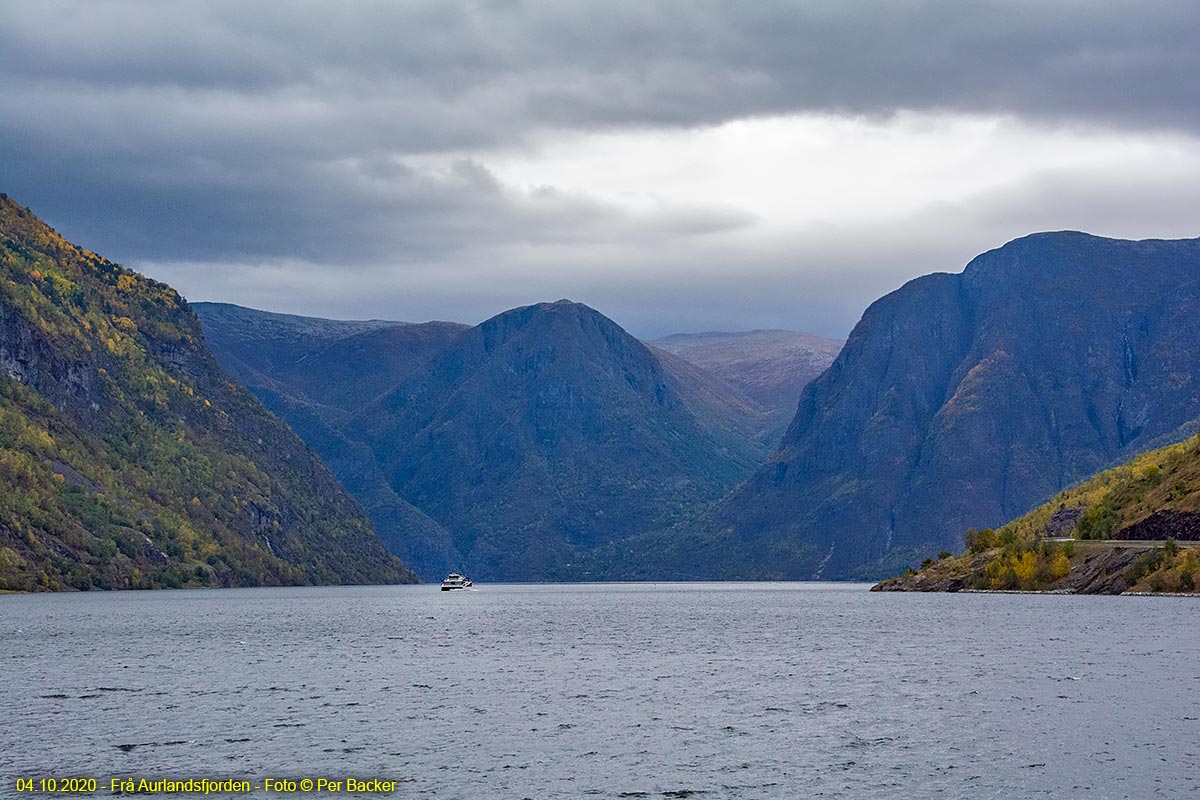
(439, 573), (472, 590)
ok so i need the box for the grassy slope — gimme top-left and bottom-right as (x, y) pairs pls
(997, 432), (1200, 541)
(875, 433), (1200, 593)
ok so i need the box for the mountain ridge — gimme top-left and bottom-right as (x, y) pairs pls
(198, 298), (774, 580)
(706, 229), (1200, 579)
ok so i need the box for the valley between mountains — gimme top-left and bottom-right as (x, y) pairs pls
(194, 300), (837, 580)
(5, 191), (1200, 590)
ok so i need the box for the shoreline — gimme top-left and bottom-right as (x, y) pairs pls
(875, 585), (1200, 597)
(961, 588), (1199, 597)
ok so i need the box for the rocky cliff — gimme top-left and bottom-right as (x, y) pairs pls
(709, 232), (1200, 579)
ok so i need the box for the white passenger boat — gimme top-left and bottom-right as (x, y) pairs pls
(440, 572), (473, 591)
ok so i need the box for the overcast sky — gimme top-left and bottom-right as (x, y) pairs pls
(3, 1), (1199, 338)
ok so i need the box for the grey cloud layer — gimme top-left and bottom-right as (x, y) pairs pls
(2, 0), (1198, 335)
(7, 1), (1200, 132)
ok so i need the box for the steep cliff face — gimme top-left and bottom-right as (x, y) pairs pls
(0, 195), (414, 590)
(716, 232), (1200, 578)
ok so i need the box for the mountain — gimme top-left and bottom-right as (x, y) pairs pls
(646, 344), (774, 453)
(198, 300), (772, 580)
(875, 432), (1200, 593)
(677, 231), (1200, 580)
(194, 303), (468, 577)
(186, 303), (401, 395)
(193, 303), (467, 415)
(0, 194), (415, 591)
(651, 329), (843, 441)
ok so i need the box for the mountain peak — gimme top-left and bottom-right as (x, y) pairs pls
(476, 298), (625, 349)
(705, 231), (1200, 580)
(342, 298), (765, 579)
(197, 300), (770, 580)
(963, 229), (1200, 283)
(530, 298), (602, 317)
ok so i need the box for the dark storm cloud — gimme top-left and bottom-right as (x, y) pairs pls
(6, 1), (1198, 135)
(2, 0), (1199, 333)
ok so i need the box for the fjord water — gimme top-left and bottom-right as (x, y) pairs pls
(3, 584), (1197, 799)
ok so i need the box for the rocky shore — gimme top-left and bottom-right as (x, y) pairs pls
(873, 542), (1198, 595)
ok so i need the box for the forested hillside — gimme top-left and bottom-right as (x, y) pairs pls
(0, 195), (414, 591)
(876, 432), (1200, 593)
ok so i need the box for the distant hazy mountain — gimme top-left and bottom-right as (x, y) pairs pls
(198, 300), (772, 580)
(692, 231), (1200, 580)
(0, 195), (415, 591)
(651, 329), (843, 442)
